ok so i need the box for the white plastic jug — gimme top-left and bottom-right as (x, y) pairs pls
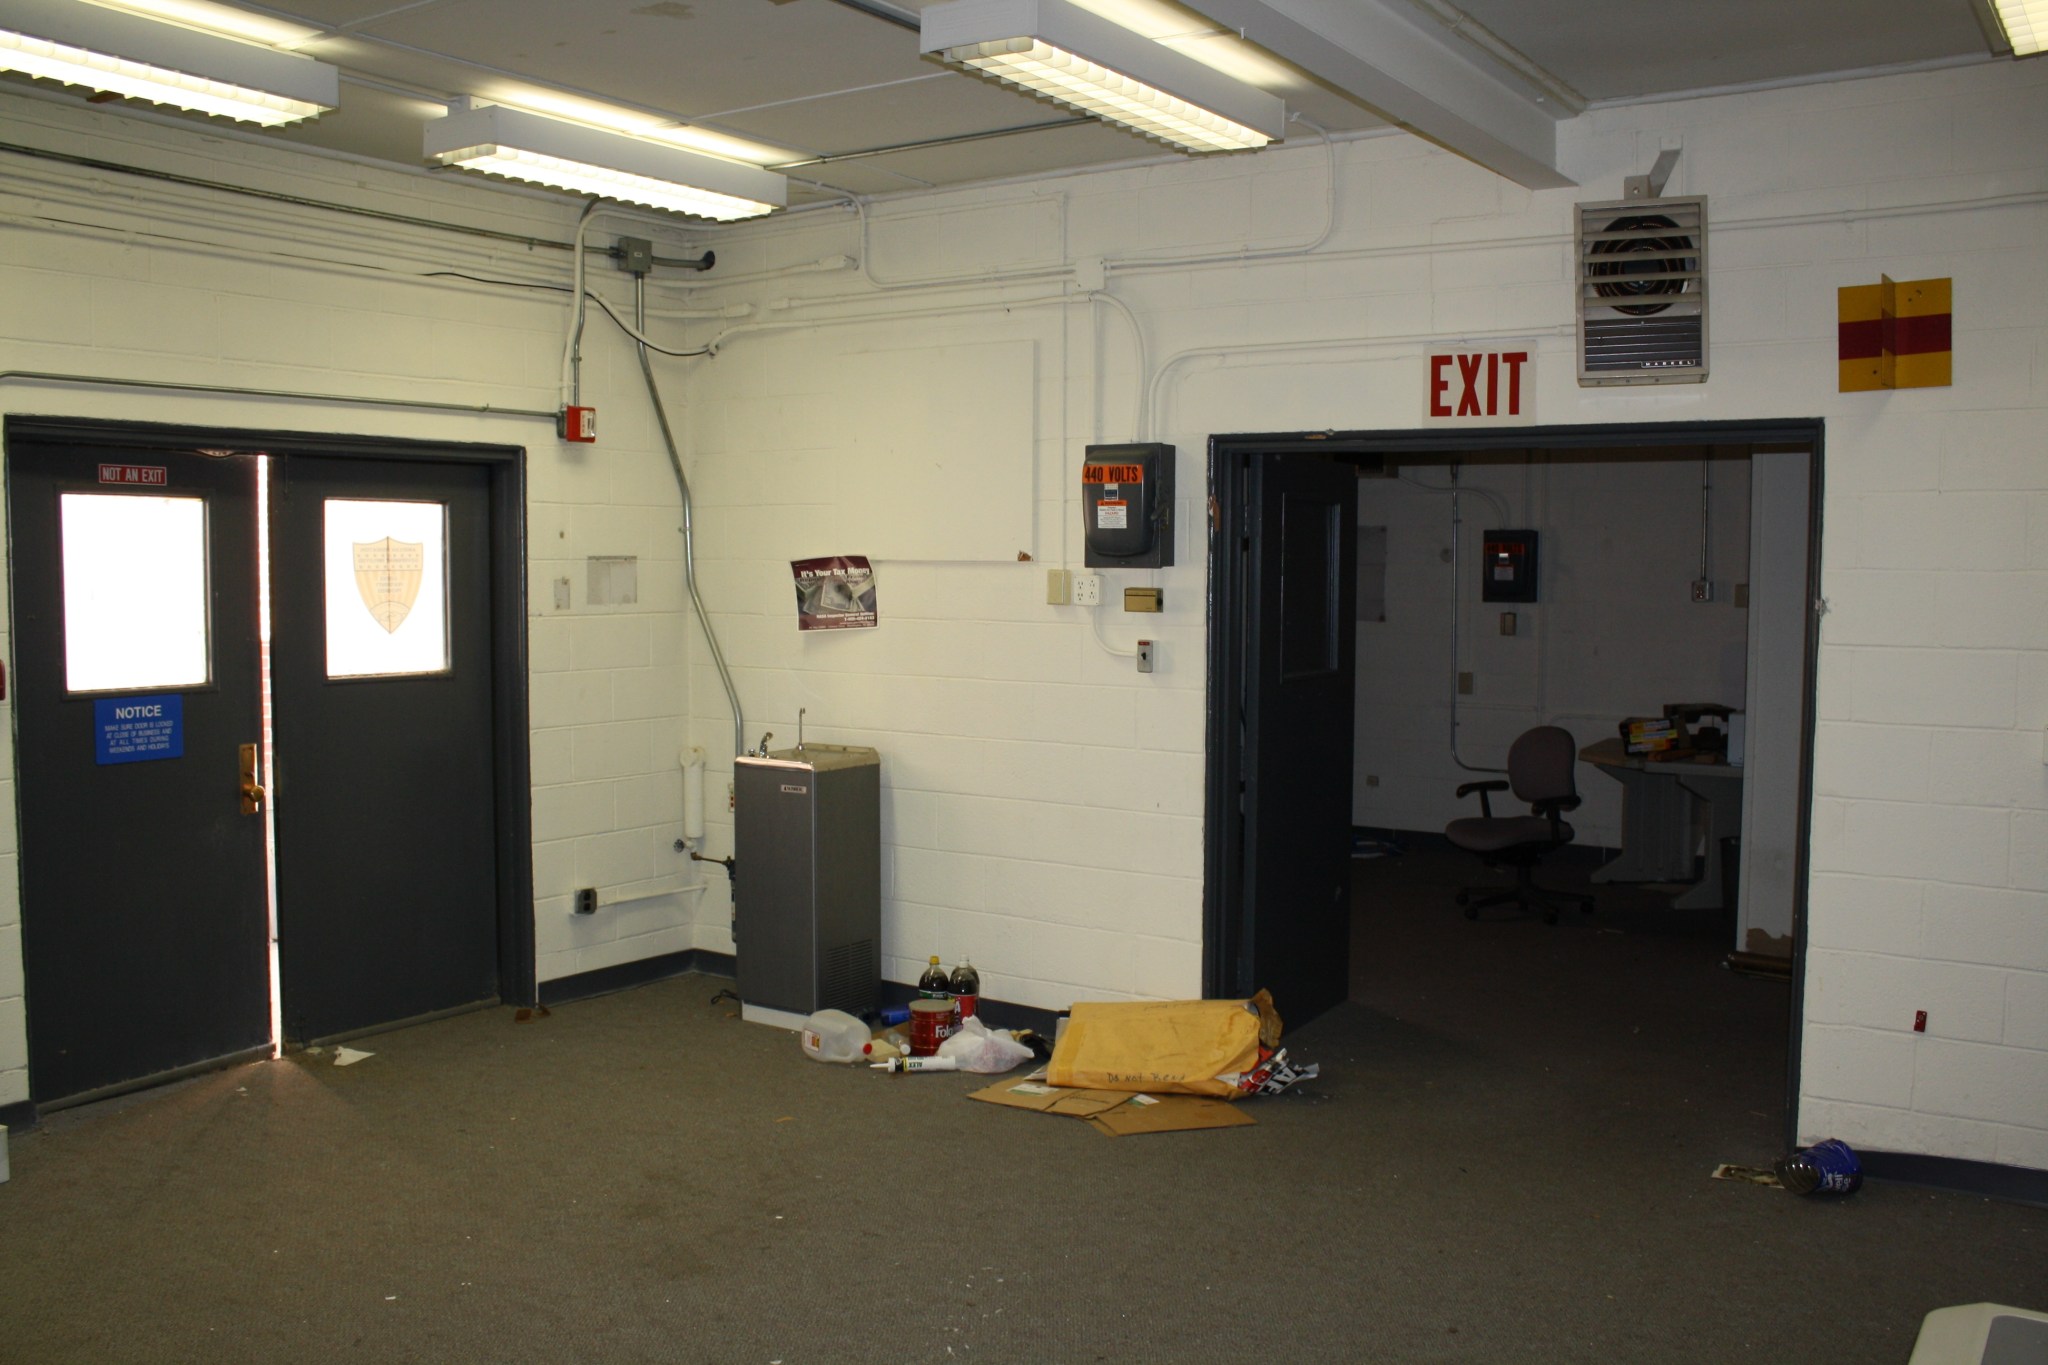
(799, 1009), (871, 1064)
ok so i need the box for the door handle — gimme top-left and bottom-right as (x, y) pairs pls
(239, 743), (266, 815)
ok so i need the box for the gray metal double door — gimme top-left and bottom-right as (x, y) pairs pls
(9, 427), (502, 1106)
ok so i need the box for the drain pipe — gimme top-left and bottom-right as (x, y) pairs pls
(634, 275), (745, 758)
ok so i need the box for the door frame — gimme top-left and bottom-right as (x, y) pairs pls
(1206, 418), (1825, 1139)
(4, 415), (537, 1015)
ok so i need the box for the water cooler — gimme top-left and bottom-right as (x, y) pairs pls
(732, 743), (880, 1029)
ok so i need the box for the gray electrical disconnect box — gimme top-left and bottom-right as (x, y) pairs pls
(733, 744), (880, 1029)
(1082, 442), (1174, 569)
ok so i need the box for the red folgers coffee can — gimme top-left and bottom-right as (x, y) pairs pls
(908, 997), (959, 1056)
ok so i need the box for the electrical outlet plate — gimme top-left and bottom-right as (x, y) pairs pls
(575, 887), (597, 915)
(1135, 639), (1155, 673)
(1691, 578), (1714, 602)
(1073, 574), (1102, 606)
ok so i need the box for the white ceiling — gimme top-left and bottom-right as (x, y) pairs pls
(2, 0), (2009, 206)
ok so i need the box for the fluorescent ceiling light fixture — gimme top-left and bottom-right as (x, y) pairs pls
(921, 0), (1285, 153)
(0, 0), (337, 124)
(1067, 0), (1304, 89)
(1985, 0), (2046, 53)
(467, 83), (805, 168)
(81, 0), (324, 50)
(423, 103), (786, 221)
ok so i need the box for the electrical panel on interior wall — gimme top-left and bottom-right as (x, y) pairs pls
(811, 339), (1035, 562)
(1575, 197), (1708, 386)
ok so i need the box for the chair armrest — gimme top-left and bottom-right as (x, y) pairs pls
(1455, 779), (1509, 820)
(1455, 780), (1509, 799)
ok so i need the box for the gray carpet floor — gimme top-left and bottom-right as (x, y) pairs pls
(1, 846), (2043, 1363)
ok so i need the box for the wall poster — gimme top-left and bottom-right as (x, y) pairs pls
(791, 554), (878, 631)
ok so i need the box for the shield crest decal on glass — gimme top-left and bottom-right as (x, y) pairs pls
(353, 537), (425, 634)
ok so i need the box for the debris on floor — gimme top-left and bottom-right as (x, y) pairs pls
(1711, 1163), (1783, 1187)
(1046, 991), (1318, 1100)
(332, 1046), (375, 1067)
(969, 1076), (1254, 1137)
(1776, 1138), (1862, 1196)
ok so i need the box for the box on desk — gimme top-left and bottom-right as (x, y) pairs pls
(1621, 716), (1681, 755)
(1619, 703), (1737, 759)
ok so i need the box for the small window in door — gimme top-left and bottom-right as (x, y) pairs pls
(60, 493), (210, 693)
(323, 499), (450, 678)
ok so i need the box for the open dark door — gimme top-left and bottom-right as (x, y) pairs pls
(8, 434), (272, 1105)
(267, 454), (501, 1043)
(1237, 451), (1356, 1025)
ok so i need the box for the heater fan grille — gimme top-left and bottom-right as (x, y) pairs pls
(1576, 196), (1707, 385)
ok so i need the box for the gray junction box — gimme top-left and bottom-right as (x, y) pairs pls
(733, 744), (881, 1029)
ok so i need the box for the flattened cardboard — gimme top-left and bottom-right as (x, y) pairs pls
(968, 1080), (1254, 1136)
(1088, 1096), (1254, 1137)
(969, 1079), (1131, 1118)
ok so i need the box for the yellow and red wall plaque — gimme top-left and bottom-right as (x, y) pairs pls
(1839, 275), (1951, 391)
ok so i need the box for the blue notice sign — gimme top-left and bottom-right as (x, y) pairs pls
(95, 694), (184, 765)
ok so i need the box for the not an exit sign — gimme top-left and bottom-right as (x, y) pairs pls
(1425, 350), (1534, 426)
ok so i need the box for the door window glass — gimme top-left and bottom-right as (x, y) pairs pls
(323, 499), (450, 678)
(61, 493), (210, 693)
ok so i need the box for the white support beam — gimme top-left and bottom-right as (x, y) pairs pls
(1180, 0), (1575, 188)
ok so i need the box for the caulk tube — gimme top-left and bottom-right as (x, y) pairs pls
(870, 1055), (959, 1073)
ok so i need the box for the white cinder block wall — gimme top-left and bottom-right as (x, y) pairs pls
(672, 58), (2048, 1168)
(0, 94), (717, 1108)
(0, 54), (2042, 1174)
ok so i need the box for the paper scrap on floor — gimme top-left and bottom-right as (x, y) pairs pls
(333, 1046), (375, 1067)
(1711, 1163), (1782, 1187)
(969, 1078), (1254, 1136)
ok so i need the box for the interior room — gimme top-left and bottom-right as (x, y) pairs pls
(0, 0), (2044, 1359)
(1344, 442), (1801, 1152)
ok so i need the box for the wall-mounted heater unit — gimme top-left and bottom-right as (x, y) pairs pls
(1575, 196), (1707, 386)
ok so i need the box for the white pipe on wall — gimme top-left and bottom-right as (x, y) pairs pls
(682, 746), (707, 842)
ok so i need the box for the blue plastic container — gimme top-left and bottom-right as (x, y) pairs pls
(1776, 1138), (1862, 1195)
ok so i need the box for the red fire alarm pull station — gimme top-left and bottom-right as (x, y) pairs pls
(559, 406), (597, 443)
(1082, 442), (1174, 569)
(1481, 529), (1539, 602)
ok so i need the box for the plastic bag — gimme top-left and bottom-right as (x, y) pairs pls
(936, 1015), (1034, 1074)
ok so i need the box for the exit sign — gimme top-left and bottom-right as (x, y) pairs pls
(1425, 350), (1534, 425)
(98, 463), (168, 486)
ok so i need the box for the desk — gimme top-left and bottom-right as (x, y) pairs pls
(1579, 738), (1744, 910)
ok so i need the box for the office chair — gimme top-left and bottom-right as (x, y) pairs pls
(1446, 725), (1595, 925)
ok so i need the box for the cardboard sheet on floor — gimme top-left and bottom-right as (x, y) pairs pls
(968, 1079), (1253, 1136)
(1086, 1094), (1252, 1137)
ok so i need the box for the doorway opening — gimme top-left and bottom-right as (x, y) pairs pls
(6, 417), (536, 1114)
(1207, 420), (1823, 1151)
